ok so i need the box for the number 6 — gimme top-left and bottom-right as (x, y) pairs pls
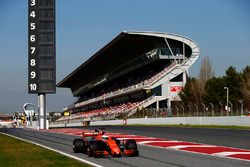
(30, 35), (35, 42)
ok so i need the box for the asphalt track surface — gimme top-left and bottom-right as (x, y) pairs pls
(1, 127), (250, 167)
(75, 125), (250, 150)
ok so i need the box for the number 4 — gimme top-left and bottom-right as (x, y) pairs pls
(30, 11), (36, 18)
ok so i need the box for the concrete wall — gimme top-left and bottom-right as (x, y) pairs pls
(49, 116), (250, 128)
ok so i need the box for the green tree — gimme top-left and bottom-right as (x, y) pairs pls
(240, 66), (250, 110)
(179, 77), (202, 105)
(224, 66), (242, 104)
(204, 77), (225, 105)
(241, 66), (250, 99)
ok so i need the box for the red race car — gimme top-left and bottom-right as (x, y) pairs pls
(73, 128), (139, 158)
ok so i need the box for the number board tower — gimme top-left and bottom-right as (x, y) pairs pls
(28, 0), (56, 129)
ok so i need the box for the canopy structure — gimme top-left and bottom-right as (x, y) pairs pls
(57, 31), (199, 96)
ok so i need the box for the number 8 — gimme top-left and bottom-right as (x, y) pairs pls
(30, 59), (36, 66)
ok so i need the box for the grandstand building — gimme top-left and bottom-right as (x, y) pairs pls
(57, 31), (199, 122)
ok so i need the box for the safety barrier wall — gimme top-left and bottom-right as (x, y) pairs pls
(49, 116), (250, 128)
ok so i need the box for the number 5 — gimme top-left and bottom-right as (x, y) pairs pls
(30, 23), (35, 30)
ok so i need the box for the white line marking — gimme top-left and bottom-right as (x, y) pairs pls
(138, 140), (180, 144)
(117, 137), (157, 140)
(212, 152), (250, 157)
(0, 132), (103, 167)
(168, 145), (217, 149)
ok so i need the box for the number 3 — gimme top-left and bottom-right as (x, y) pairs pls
(30, 0), (36, 6)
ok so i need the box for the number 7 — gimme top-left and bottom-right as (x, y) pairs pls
(30, 47), (36, 54)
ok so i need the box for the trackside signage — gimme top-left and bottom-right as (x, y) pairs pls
(28, 0), (56, 94)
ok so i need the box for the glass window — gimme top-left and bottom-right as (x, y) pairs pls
(39, 58), (54, 68)
(39, 82), (54, 91)
(39, 70), (54, 80)
(160, 48), (171, 55)
(39, 9), (54, 18)
(39, 0), (54, 7)
(160, 48), (181, 55)
(39, 33), (54, 43)
(39, 21), (54, 31)
(39, 46), (54, 56)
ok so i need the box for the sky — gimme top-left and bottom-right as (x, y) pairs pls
(0, 0), (249, 114)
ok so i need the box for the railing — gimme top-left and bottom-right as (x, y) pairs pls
(74, 62), (178, 109)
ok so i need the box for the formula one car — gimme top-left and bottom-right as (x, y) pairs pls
(72, 128), (139, 157)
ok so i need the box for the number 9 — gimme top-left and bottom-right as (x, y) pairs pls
(31, 71), (36, 78)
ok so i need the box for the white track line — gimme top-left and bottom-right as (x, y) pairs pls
(0, 132), (103, 167)
(138, 140), (180, 144)
(168, 145), (217, 149)
(117, 137), (157, 140)
(212, 151), (250, 157)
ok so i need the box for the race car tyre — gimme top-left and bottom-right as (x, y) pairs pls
(73, 138), (84, 153)
(87, 140), (108, 158)
(125, 139), (137, 150)
(88, 141), (97, 157)
(125, 139), (139, 156)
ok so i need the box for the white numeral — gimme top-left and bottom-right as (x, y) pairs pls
(30, 11), (36, 18)
(29, 84), (37, 91)
(30, 35), (35, 42)
(30, 47), (36, 54)
(30, 71), (36, 78)
(30, 23), (35, 30)
(30, 0), (36, 6)
(30, 59), (36, 66)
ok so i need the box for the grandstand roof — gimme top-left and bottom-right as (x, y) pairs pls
(57, 31), (198, 89)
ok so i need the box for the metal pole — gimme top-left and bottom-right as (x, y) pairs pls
(194, 104), (198, 117)
(219, 102), (223, 116)
(239, 100), (243, 116)
(201, 103), (206, 117)
(229, 101), (233, 116)
(156, 100), (159, 118)
(224, 87), (229, 116)
(38, 93), (46, 130)
(180, 105), (184, 117)
(188, 104), (191, 117)
(209, 103), (214, 116)
(167, 99), (171, 117)
(175, 106), (179, 117)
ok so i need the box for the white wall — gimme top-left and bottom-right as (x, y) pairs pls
(49, 116), (250, 128)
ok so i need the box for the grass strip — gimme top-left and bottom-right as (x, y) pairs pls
(0, 133), (91, 167)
